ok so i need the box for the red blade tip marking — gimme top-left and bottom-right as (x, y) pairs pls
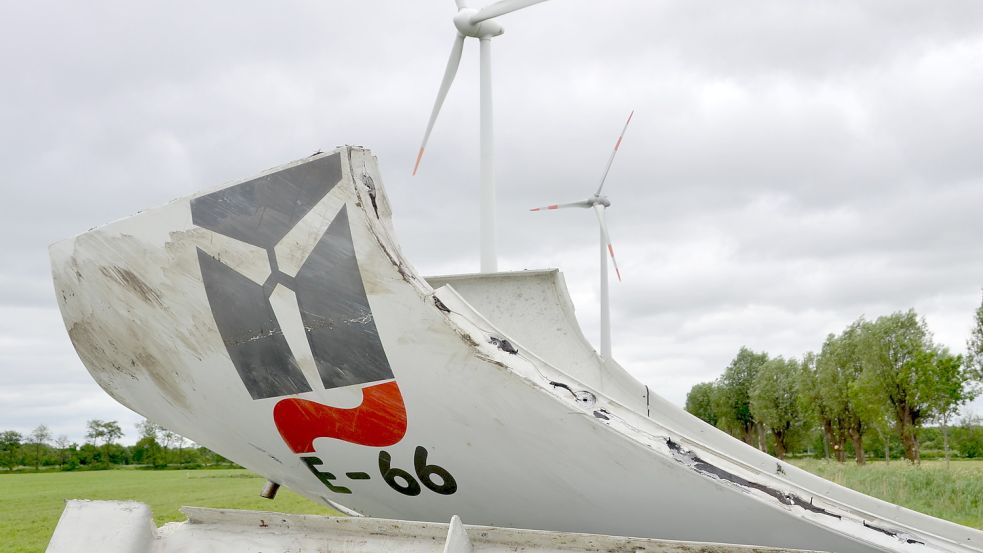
(412, 147), (425, 176)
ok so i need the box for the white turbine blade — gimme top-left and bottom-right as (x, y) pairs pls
(470, 0), (549, 24)
(593, 205), (622, 281)
(413, 33), (467, 176)
(455, 0), (471, 8)
(529, 200), (591, 212)
(595, 110), (634, 196)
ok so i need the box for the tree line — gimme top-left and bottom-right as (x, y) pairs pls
(0, 419), (231, 471)
(685, 298), (983, 465)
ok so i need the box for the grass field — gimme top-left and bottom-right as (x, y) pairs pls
(0, 469), (339, 553)
(3, 461), (982, 552)
(789, 458), (983, 530)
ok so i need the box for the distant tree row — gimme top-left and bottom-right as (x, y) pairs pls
(686, 296), (983, 465)
(0, 419), (231, 471)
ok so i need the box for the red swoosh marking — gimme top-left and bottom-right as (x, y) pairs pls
(273, 381), (407, 453)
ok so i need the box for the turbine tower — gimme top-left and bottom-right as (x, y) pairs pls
(530, 111), (633, 359)
(413, 0), (552, 273)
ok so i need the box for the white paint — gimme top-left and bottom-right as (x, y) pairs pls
(194, 229), (272, 285)
(268, 283), (321, 390)
(273, 191), (346, 278)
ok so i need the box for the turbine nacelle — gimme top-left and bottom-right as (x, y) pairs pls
(588, 195), (611, 208)
(454, 9), (505, 38)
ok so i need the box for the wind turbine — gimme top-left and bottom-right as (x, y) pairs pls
(530, 111), (633, 360)
(412, 0), (552, 274)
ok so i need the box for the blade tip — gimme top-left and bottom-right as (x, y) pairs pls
(411, 147), (425, 176)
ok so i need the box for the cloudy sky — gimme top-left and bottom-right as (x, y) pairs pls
(2, 0), (982, 444)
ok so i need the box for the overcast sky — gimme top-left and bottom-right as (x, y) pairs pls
(2, 0), (982, 444)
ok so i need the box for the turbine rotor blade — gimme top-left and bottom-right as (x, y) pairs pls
(470, 0), (549, 24)
(413, 33), (467, 176)
(529, 200), (591, 211)
(455, 0), (471, 8)
(595, 110), (634, 196)
(593, 205), (622, 282)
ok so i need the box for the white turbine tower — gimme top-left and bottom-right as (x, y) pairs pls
(530, 111), (633, 360)
(413, 0), (552, 274)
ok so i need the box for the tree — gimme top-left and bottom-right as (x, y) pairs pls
(968, 290), (983, 379)
(1, 430), (23, 470)
(857, 310), (934, 463)
(717, 347), (769, 446)
(85, 419), (107, 447)
(29, 424), (51, 471)
(750, 357), (802, 459)
(923, 348), (978, 468)
(136, 419), (163, 441)
(685, 382), (719, 427)
(135, 419), (165, 467)
(54, 435), (71, 467)
(86, 420), (124, 465)
(797, 352), (835, 460)
(102, 421), (123, 444)
(815, 323), (870, 464)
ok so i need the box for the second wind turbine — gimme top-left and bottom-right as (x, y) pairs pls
(413, 0), (553, 273)
(531, 111), (633, 360)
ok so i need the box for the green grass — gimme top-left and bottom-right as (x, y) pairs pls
(4, 461), (982, 552)
(0, 469), (340, 553)
(789, 458), (983, 529)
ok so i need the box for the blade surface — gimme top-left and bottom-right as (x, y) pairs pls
(413, 33), (467, 176)
(470, 0), (549, 24)
(529, 200), (591, 211)
(593, 205), (622, 281)
(595, 110), (634, 195)
(455, 0), (471, 8)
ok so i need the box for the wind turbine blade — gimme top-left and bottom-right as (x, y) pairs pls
(470, 0), (549, 24)
(593, 205), (622, 281)
(529, 200), (591, 211)
(413, 33), (467, 176)
(595, 110), (634, 196)
(455, 0), (471, 8)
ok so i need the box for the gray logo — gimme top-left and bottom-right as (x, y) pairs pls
(191, 153), (395, 400)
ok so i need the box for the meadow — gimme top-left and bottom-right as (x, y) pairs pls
(2, 461), (982, 553)
(788, 458), (983, 530)
(0, 469), (340, 553)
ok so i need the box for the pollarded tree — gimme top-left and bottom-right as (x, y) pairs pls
(797, 352), (836, 460)
(816, 323), (870, 464)
(685, 382), (720, 427)
(923, 347), (978, 468)
(717, 347), (769, 446)
(750, 357), (802, 459)
(857, 310), (933, 463)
